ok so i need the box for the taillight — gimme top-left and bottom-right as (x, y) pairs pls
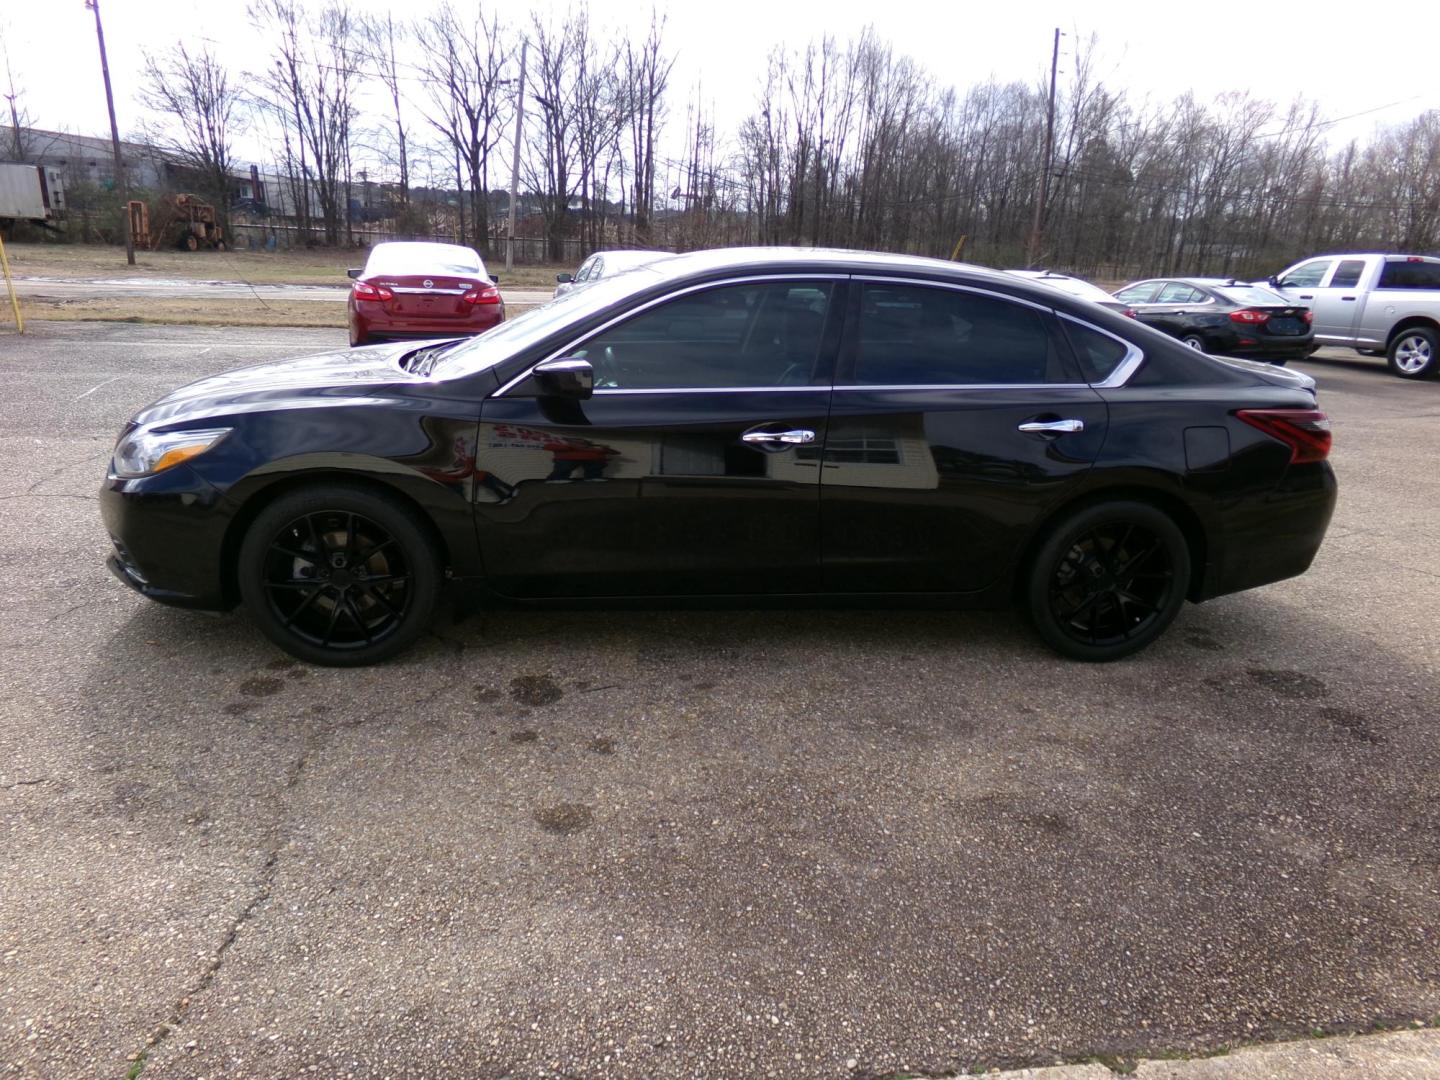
(1229, 308), (1270, 325)
(1123, 308), (1138, 319)
(462, 285), (501, 305)
(352, 281), (393, 301)
(1236, 408), (1332, 464)
(1302, 309), (1313, 324)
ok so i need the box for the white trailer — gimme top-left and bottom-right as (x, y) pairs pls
(0, 163), (66, 228)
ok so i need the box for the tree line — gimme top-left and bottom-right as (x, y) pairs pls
(16, 5), (1440, 274)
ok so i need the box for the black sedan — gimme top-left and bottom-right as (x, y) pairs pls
(101, 248), (1337, 666)
(1113, 278), (1316, 363)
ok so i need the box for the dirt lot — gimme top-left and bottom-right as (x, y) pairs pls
(1, 323), (1437, 1079)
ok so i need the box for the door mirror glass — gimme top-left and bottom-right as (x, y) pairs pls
(531, 357), (594, 399)
(346, 268), (362, 279)
(556, 272), (574, 284)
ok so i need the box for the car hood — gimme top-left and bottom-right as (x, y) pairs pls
(130, 340), (444, 428)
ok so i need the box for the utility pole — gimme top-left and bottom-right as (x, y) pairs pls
(1026, 27), (1060, 269)
(86, 0), (134, 265)
(505, 38), (528, 274)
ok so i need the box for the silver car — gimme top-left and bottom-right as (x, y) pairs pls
(555, 250), (670, 298)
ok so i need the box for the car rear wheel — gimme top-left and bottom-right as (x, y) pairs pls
(1387, 328), (1439, 379)
(1181, 334), (1207, 352)
(1026, 501), (1190, 662)
(237, 484), (441, 666)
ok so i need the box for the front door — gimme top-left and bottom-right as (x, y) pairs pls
(1309, 257), (1367, 342)
(821, 280), (1109, 593)
(473, 278), (843, 597)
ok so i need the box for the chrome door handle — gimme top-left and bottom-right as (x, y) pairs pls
(741, 428), (816, 445)
(1018, 419), (1084, 434)
(1298, 293), (1314, 299)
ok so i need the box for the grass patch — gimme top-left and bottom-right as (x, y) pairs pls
(4, 241), (572, 289)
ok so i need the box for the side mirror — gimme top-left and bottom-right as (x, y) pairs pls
(556, 272), (574, 284)
(490, 274), (500, 286)
(346, 267), (362, 279)
(1269, 276), (1283, 288)
(531, 357), (593, 399)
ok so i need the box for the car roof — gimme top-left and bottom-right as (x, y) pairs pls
(640, 246), (1026, 289)
(365, 242), (485, 269)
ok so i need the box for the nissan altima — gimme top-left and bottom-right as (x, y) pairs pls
(101, 247), (1337, 666)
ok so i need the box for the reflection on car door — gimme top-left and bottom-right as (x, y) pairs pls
(473, 278), (844, 597)
(820, 279), (1109, 593)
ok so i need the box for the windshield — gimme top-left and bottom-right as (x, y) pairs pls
(365, 243), (483, 277)
(434, 264), (668, 378)
(1214, 285), (1291, 306)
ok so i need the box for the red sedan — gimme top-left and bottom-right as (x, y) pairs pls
(347, 242), (504, 347)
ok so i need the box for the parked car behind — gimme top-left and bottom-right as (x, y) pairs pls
(554, 249), (669, 298)
(1262, 253), (1440, 379)
(1004, 270), (1135, 315)
(347, 242), (503, 348)
(1114, 278), (1314, 364)
(102, 247), (1336, 668)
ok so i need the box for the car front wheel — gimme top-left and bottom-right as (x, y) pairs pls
(237, 484), (441, 666)
(1026, 501), (1190, 662)
(1388, 328), (1439, 379)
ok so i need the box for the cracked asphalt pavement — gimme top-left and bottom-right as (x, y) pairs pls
(1, 322), (1437, 1078)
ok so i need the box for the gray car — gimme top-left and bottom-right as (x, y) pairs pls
(554, 250), (670, 298)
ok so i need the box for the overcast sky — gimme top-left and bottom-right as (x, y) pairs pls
(3, 0), (1433, 179)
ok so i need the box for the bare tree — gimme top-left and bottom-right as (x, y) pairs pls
(619, 11), (674, 244)
(360, 13), (411, 207)
(249, 0), (360, 245)
(414, 2), (510, 254)
(137, 44), (242, 220)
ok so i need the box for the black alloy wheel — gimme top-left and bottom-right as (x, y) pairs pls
(1027, 501), (1190, 662)
(238, 484), (440, 666)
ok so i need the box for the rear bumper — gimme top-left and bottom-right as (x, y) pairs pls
(350, 303), (504, 342)
(1198, 461), (1338, 600)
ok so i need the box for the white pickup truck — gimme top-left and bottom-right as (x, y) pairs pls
(1264, 253), (1440, 379)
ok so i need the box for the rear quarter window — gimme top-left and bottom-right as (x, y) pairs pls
(1378, 260), (1440, 289)
(1060, 319), (1130, 382)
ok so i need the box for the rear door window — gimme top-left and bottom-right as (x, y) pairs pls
(1156, 283), (1206, 303)
(851, 283), (1067, 385)
(1328, 259), (1366, 288)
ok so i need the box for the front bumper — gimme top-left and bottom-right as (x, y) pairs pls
(99, 464), (233, 610)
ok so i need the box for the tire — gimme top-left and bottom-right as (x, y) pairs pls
(349, 328), (368, 348)
(1180, 334), (1207, 353)
(1387, 327), (1439, 379)
(183, 234), (199, 252)
(237, 484), (441, 666)
(1026, 500), (1191, 662)
(215, 240), (228, 252)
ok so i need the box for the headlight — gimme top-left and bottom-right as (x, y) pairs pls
(112, 427), (232, 478)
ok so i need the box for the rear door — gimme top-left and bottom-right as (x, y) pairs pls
(819, 279), (1110, 593)
(473, 277), (843, 597)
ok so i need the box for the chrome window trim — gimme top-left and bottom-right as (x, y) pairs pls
(493, 273), (850, 397)
(390, 286), (468, 295)
(1056, 311), (1145, 388)
(851, 274), (1054, 312)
